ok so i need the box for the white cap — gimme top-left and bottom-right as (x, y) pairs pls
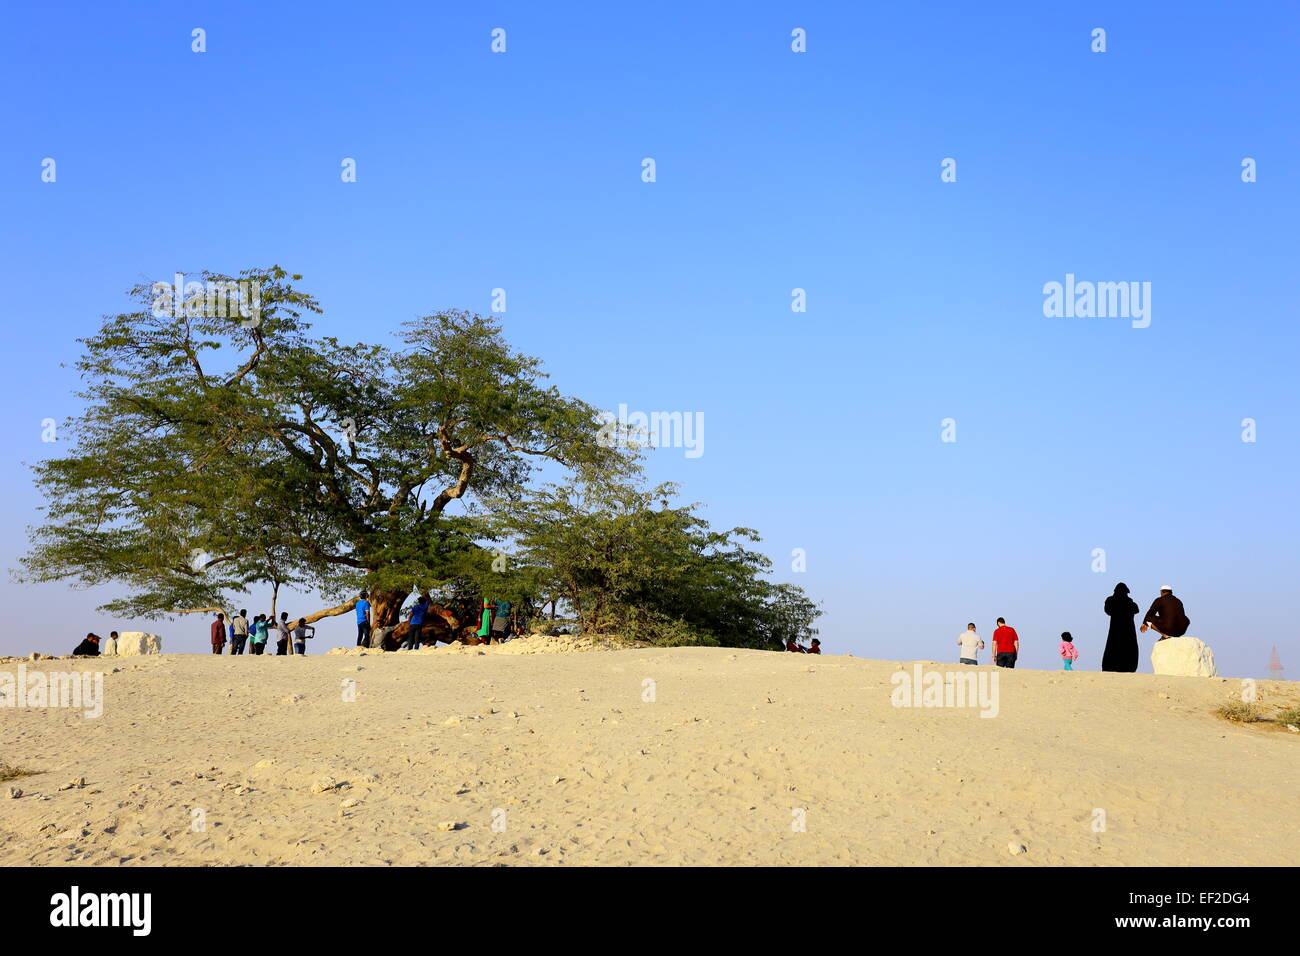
(1160, 585), (1173, 592)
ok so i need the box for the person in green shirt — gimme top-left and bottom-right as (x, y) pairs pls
(250, 615), (270, 655)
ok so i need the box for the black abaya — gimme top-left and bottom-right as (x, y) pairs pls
(1102, 584), (1140, 672)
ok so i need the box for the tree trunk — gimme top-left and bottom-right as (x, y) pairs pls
(368, 589), (407, 629)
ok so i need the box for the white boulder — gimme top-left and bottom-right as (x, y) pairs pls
(1150, 636), (1217, 677)
(104, 632), (163, 656)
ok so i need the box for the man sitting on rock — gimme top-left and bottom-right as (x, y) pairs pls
(1140, 586), (1190, 640)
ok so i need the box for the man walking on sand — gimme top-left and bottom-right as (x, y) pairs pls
(992, 617), (1019, 668)
(957, 623), (984, 664)
(1141, 586), (1190, 640)
(210, 612), (227, 655)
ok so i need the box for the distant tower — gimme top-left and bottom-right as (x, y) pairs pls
(1266, 646), (1284, 679)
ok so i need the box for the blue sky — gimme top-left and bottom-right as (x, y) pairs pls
(1, 2), (1297, 676)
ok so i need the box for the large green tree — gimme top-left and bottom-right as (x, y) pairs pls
(20, 267), (623, 629)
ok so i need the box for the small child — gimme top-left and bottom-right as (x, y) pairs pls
(1059, 631), (1079, 670)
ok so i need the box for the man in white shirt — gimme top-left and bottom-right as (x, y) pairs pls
(957, 623), (983, 664)
(230, 610), (250, 655)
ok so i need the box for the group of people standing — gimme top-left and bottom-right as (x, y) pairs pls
(209, 610), (315, 656)
(956, 618), (1027, 668)
(952, 585), (1191, 672)
(354, 591), (516, 650)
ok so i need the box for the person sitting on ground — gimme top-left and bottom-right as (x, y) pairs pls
(807, 638), (822, 655)
(1141, 586), (1190, 640)
(72, 632), (101, 656)
(957, 623), (983, 665)
(292, 618), (315, 656)
(991, 617), (1019, 668)
(785, 638), (806, 653)
(1059, 631), (1079, 671)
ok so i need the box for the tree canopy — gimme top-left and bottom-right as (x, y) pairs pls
(20, 267), (819, 648)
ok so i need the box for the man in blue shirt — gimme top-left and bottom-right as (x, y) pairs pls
(355, 591), (372, 647)
(402, 594), (429, 650)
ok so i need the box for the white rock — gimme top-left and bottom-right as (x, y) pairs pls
(1150, 637), (1218, 677)
(1008, 842), (1027, 856)
(106, 632), (163, 656)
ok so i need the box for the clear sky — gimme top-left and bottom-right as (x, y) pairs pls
(1, 2), (1296, 677)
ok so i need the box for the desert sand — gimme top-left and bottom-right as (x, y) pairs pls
(2, 639), (1297, 866)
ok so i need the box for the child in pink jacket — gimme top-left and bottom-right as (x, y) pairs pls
(1060, 632), (1080, 670)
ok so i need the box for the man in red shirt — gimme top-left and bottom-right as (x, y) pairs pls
(991, 617), (1019, 668)
(210, 612), (227, 655)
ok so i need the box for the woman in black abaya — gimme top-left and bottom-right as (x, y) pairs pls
(1102, 582), (1140, 672)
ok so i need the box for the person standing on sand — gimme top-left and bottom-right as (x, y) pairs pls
(957, 623), (983, 664)
(250, 615), (269, 655)
(403, 594), (429, 650)
(355, 591), (372, 647)
(1059, 632), (1079, 670)
(1141, 586), (1190, 640)
(230, 609), (249, 655)
(275, 612), (292, 655)
(991, 617), (1019, 668)
(210, 612), (226, 655)
(292, 618), (315, 655)
(1101, 583), (1139, 672)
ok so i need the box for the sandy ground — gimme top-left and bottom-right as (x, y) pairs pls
(2, 640), (1297, 866)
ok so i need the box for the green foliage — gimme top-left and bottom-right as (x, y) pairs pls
(21, 268), (820, 648)
(496, 474), (821, 649)
(20, 270), (622, 621)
